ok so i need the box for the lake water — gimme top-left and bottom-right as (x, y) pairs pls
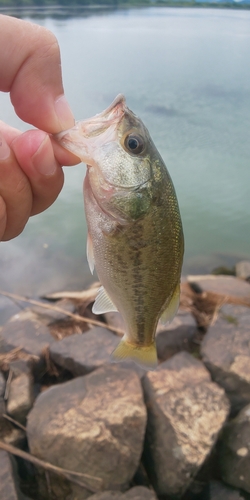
(0, 7), (250, 314)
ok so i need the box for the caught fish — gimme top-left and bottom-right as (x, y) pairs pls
(56, 95), (184, 370)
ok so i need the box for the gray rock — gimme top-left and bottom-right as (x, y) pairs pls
(201, 304), (250, 413)
(142, 352), (229, 498)
(0, 395), (26, 447)
(0, 371), (5, 396)
(27, 365), (146, 499)
(31, 298), (76, 325)
(0, 449), (28, 500)
(235, 261), (250, 281)
(219, 403), (250, 494)
(187, 274), (250, 298)
(89, 486), (156, 500)
(6, 372), (34, 424)
(0, 317), (54, 359)
(156, 309), (197, 361)
(50, 327), (119, 375)
(209, 480), (244, 499)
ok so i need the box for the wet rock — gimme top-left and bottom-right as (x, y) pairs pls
(104, 312), (126, 333)
(50, 327), (119, 375)
(142, 352), (229, 498)
(6, 372), (34, 424)
(201, 304), (250, 414)
(156, 308), (197, 361)
(89, 486), (156, 499)
(31, 298), (76, 325)
(235, 261), (250, 281)
(209, 480), (244, 499)
(0, 449), (30, 500)
(0, 317), (54, 359)
(27, 365), (146, 499)
(187, 275), (250, 298)
(219, 403), (250, 494)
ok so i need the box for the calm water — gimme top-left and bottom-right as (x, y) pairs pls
(0, 7), (250, 314)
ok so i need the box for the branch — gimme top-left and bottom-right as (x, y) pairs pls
(0, 441), (102, 493)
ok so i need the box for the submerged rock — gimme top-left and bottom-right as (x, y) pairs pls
(219, 403), (250, 494)
(142, 352), (229, 498)
(235, 261), (250, 281)
(201, 304), (250, 414)
(27, 365), (146, 499)
(6, 372), (34, 424)
(209, 480), (245, 499)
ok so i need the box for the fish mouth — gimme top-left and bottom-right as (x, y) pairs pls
(55, 94), (126, 164)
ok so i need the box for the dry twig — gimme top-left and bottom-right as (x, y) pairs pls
(0, 290), (124, 336)
(0, 441), (102, 493)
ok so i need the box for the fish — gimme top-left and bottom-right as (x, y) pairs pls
(55, 95), (184, 370)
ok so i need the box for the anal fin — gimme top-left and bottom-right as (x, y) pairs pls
(160, 283), (180, 325)
(92, 286), (118, 315)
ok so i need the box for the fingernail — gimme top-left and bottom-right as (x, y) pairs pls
(54, 95), (75, 130)
(32, 133), (57, 176)
(0, 133), (11, 160)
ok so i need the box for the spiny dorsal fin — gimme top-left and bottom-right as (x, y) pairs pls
(92, 286), (118, 315)
(160, 283), (180, 325)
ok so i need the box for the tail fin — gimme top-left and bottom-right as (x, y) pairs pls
(111, 338), (158, 371)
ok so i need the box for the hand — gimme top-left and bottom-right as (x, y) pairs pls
(0, 15), (79, 241)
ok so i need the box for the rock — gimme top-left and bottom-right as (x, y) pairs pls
(0, 394), (26, 447)
(235, 261), (250, 281)
(6, 372), (34, 424)
(104, 312), (126, 334)
(0, 371), (5, 396)
(89, 486), (156, 500)
(201, 304), (250, 414)
(209, 480), (244, 499)
(50, 327), (119, 375)
(31, 298), (76, 325)
(27, 365), (146, 499)
(187, 275), (250, 298)
(219, 403), (250, 494)
(156, 309), (197, 361)
(142, 352), (229, 498)
(0, 449), (30, 500)
(0, 317), (54, 360)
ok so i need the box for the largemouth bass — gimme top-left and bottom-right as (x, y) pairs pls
(56, 95), (184, 370)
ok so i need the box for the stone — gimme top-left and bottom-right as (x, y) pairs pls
(187, 274), (250, 298)
(142, 352), (229, 498)
(209, 480), (244, 499)
(235, 261), (250, 281)
(50, 327), (119, 375)
(31, 298), (76, 325)
(89, 486), (157, 500)
(6, 372), (34, 424)
(0, 449), (29, 500)
(0, 317), (54, 359)
(156, 308), (197, 361)
(0, 371), (5, 396)
(201, 304), (250, 414)
(27, 365), (147, 499)
(219, 403), (250, 494)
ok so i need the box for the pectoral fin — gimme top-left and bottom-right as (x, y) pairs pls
(111, 338), (158, 371)
(92, 286), (118, 315)
(87, 233), (95, 274)
(160, 283), (180, 325)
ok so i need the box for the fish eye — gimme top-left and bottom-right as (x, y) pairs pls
(124, 134), (144, 155)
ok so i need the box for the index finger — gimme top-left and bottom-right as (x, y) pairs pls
(0, 15), (74, 134)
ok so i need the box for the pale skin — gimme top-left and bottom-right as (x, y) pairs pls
(0, 14), (80, 242)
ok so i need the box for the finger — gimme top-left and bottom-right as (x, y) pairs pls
(11, 130), (64, 216)
(0, 132), (32, 240)
(0, 15), (74, 133)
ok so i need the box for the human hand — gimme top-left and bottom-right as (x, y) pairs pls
(0, 15), (79, 241)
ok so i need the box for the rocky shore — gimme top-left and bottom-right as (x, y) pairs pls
(0, 261), (250, 500)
